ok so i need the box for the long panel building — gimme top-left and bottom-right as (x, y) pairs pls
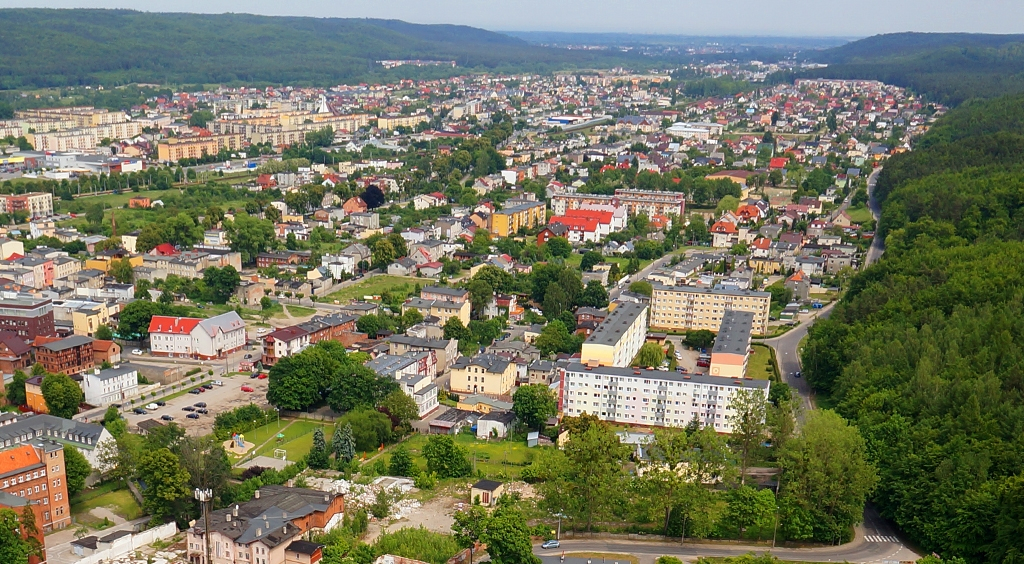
(649, 284), (770, 335)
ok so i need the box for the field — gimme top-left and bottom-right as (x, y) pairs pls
(70, 482), (143, 526)
(253, 420), (335, 459)
(746, 344), (776, 380)
(391, 432), (535, 479)
(563, 253), (654, 272)
(325, 275), (423, 304)
(844, 204), (873, 224)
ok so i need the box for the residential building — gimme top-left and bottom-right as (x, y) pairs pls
(550, 189), (685, 218)
(186, 485), (343, 564)
(649, 284), (771, 335)
(364, 352), (439, 417)
(708, 311), (754, 379)
(450, 354), (516, 397)
(387, 336), (458, 373)
(558, 363), (770, 431)
(490, 201), (546, 238)
(580, 302), (649, 368)
(0, 411), (114, 482)
(401, 298), (470, 326)
(148, 312), (246, 359)
(419, 286), (468, 303)
(24, 376), (47, 413)
(35, 335), (94, 377)
(0, 331), (32, 377)
(262, 326), (310, 367)
(156, 134), (244, 162)
(81, 365), (139, 407)
(0, 293), (55, 338)
(0, 441), (71, 539)
(0, 192), (54, 218)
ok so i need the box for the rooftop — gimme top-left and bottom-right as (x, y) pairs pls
(584, 302), (648, 347)
(712, 310), (756, 356)
(564, 362), (770, 389)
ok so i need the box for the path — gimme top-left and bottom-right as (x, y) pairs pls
(45, 516), (151, 564)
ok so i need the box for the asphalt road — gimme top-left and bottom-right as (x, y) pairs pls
(760, 304), (834, 414)
(866, 168), (885, 266)
(609, 252), (679, 301)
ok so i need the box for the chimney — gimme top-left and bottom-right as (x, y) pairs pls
(233, 505), (238, 517)
(282, 526), (288, 535)
(254, 489), (260, 499)
(94, 368), (100, 375)
(226, 514), (231, 522)
(324, 494), (330, 502)
(256, 528), (262, 537)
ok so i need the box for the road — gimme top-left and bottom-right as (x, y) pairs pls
(609, 252), (678, 301)
(760, 305), (834, 415)
(865, 168), (885, 266)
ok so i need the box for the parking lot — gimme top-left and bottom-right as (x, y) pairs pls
(121, 374), (271, 436)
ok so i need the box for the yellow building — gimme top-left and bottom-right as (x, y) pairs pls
(72, 302), (113, 337)
(749, 257), (782, 274)
(708, 310), (755, 379)
(580, 302), (649, 367)
(649, 284), (771, 335)
(376, 113), (430, 131)
(156, 134), (244, 162)
(402, 298), (470, 326)
(84, 255), (143, 274)
(490, 201), (546, 238)
(450, 354), (517, 397)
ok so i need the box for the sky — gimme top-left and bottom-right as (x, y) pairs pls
(0, 0), (1022, 36)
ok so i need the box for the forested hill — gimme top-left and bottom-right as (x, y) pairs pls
(0, 9), (637, 88)
(801, 93), (1024, 563)
(787, 32), (1024, 105)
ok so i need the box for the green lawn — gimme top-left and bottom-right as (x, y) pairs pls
(563, 253), (654, 272)
(254, 420), (333, 459)
(393, 433), (535, 479)
(236, 417), (291, 450)
(70, 483), (143, 525)
(746, 344), (776, 380)
(283, 305), (317, 317)
(845, 204), (873, 224)
(324, 275), (423, 304)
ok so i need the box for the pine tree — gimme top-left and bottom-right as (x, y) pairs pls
(339, 424), (356, 464)
(308, 428), (329, 469)
(331, 428), (343, 460)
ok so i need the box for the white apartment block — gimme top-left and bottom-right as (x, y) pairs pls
(649, 284), (771, 335)
(580, 302), (649, 368)
(81, 365), (139, 407)
(558, 363), (770, 432)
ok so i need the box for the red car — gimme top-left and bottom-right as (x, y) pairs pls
(241, 386), (254, 392)
(257, 373), (268, 379)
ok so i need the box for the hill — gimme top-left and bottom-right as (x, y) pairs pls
(801, 93), (1024, 563)
(788, 32), (1024, 104)
(0, 9), (638, 88)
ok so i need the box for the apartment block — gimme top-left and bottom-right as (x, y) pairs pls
(649, 284), (770, 335)
(156, 134), (244, 162)
(550, 189), (685, 218)
(558, 363), (769, 431)
(0, 441), (72, 539)
(376, 113), (430, 131)
(0, 412), (115, 471)
(450, 353), (517, 398)
(148, 312), (246, 360)
(580, 302), (649, 368)
(0, 193), (54, 218)
(709, 310), (755, 379)
(0, 294), (55, 339)
(490, 201), (546, 238)
(81, 365), (139, 408)
(402, 298), (470, 326)
(35, 335), (95, 377)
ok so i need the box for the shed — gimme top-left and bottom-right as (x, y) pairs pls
(476, 411), (516, 440)
(471, 479), (505, 506)
(527, 431), (540, 448)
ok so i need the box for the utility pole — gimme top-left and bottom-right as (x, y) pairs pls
(194, 488), (213, 564)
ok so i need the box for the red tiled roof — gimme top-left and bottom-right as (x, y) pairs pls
(148, 316), (202, 335)
(564, 208), (613, 224)
(549, 216), (599, 232)
(0, 445), (40, 475)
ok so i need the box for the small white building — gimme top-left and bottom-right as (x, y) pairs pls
(81, 364), (138, 407)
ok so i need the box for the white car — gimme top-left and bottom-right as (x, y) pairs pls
(257, 328), (269, 335)
(145, 403), (158, 410)
(213, 380), (223, 386)
(132, 349), (144, 355)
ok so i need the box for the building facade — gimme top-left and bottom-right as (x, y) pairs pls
(81, 365), (139, 407)
(0, 441), (71, 536)
(0, 294), (55, 339)
(580, 302), (649, 368)
(148, 312), (246, 360)
(490, 201), (546, 238)
(450, 354), (516, 397)
(709, 311), (755, 379)
(649, 284), (771, 335)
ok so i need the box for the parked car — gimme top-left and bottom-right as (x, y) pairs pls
(186, 413), (200, 419)
(257, 328), (269, 335)
(250, 372), (260, 379)
(794, 371), (802, 378)
(197, 408), (209, 414)
(182, 406), (195, 411)
(257, 373), (268, 380)
(189, 389), (201, 395)
(133, 408), (147, 415)
(243, 354), (252, 359)
(197, 387), (207, 393)
(131, 349), (144, 355)
(541, 540), (560, 549)
(160, 415), (174, 421)
(202, 383), (214, 390)
(213, 380), (223, 386)
(241, 386), (254, 392)
(145, 403), (158, 410)
(697, 359), (710, 368)
(194, 402), (207, 408)
(155, 401), (166, 406)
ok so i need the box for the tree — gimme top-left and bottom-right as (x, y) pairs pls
(174, 435), (231, 499)
(542, 283), (570, 319)
(62, 445), (91, 498)
(684, 329), (716, 350)
(267, 341), (341, 410)
(534, 320), (581, 356)
(203, 265), (241, 304)
(780, 410), (878, 543)
(512, 384), (557, 432)
(86, 203), (105, 226)
(722, 485), (777, 540)
(41, 373), (84, 419)
(442, 317), (470, 342)
(422, 435), (471, 478)
(109, 257), (134, 283)
(580, 250), (603, 271)
(378, 390), (419, 435)
(388, 446), (416, 477)
(5, 370), (27, 406)
(103, 405), (120, 426)
(337, 409), (393, 452)
(94, 324), (114, 340)
(362, 185), (386, 209)
(336, 423), (356, 463)
(372, 239), (396, 268)
(135, 223), (165, 253)
(765, 282), (792, 308)
(579, 280), (609, 308)
(544, 237), (572, 259)
(479, 504), (541, 564)
(608, 262), (620, 282)
(137, 448), (191, 521)
(118, 299), (163, 339)
(326, 364), (399, 413)
(164, 212), (202, 247)
(729, 389), (769, 485)
(466, 279), (493, 318)
(639, 428), (712, 535)
(308, 428), (330, 469)
(632, 342), (665, 368)
(226, 213), (276, 264)
(356, 314), (383, 338)
(629, 280), (653, 297)
(0, 508), (35, 564)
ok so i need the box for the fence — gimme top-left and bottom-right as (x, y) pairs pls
(72, 522), (178, 564)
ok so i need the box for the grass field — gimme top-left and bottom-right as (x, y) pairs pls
(283, 305), (317, 317)
(563, 253), (654, 272)
(254, 420), (334, 459)
(70, 483), (143, 525)
(393, 432), (535, 479)
(747, 344), (776, 381)
(325, 275), (423, 304)
(844, 204), (873, 224)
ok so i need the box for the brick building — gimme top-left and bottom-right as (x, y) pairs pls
(0, 441), (72, 539)
(34, 335), (95, 377)
(0, 294), (55, 339)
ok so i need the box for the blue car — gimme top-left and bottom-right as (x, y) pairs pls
(541, 540), (560, 549)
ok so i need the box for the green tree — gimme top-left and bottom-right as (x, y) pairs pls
(512, 384), (557, 432)
(174, 435), (232, 499)
(729, 389), (769, 485)
(203, 265), (241, 304)
(544, 237), (572, 259)
(684, 329), (716, 350)
(632, 342), (665, 368)
(337, 409), (392, 452)
(722, 485), (777, 540)
(629, 280), (654, 297)
(580, 250), (603, 271)
(479, 504), (541, 564)
(579, 280), (609, 308)
(466, 279), (493, 318)
(378, 390), (419, 435)
(0, 508), (36, 564)
(5, 370), (28, 406)
(356, 314), (383, 338)
(422, 435), (471, 478)
(117, 300), (163, 339)
(308, 428), (330, 469)
(442, 317), (471, 342)
(542, 283), (570, 319)
(226, 213), (276, 264)
(62, 445), (91, 498)
(372, 239), (396, 267)
(109, 257), (134, 283)
(86, 203), (105, 226)
(137, 448), (191, 521)
(336, 423), (356, 463)
(41, 373), (84, 419)
(534, 320), (581, 356)
(388, 446), (416, 477)
(94, 324), (114, 340)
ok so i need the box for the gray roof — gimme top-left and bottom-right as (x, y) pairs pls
(88, 363), (138, 382)
(452, 353), (510, 374)
(712, 310), (755, 355)
(0, 413), (106, 450)
(364, 354), (418, 378)
(196, 311), (245, 337)
(196, 485), (341, 548)
(585, 302), (648, 347)
(41, 334), (94, 352)
(564, 362), (770, 389)
(422, 286), (468, 299)
(389, 335), (452, 349)
(404, 297), (462, 311)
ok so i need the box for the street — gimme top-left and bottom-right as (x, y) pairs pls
(760, 304), (834, 414)
(865, 167), (885, 266)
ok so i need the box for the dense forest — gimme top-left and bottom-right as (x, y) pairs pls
(785, 33), (1024, 105)
(0, 9), (642, 88)
(801, 93), (1024, 563)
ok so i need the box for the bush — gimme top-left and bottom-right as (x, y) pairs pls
(240, 466), (267, 480)
(413, 471), (437, 490)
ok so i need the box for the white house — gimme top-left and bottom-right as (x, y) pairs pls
(81, 364), (138, 407)
(147, 311), (246, 360)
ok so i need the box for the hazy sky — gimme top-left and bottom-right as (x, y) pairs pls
(1, 0), (1022, 36)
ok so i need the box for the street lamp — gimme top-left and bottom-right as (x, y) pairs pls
(553, 512), (566, 540)
(194, 488), (213, 564)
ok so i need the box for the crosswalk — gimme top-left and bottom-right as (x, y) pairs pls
(865, 535), (901, 543)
